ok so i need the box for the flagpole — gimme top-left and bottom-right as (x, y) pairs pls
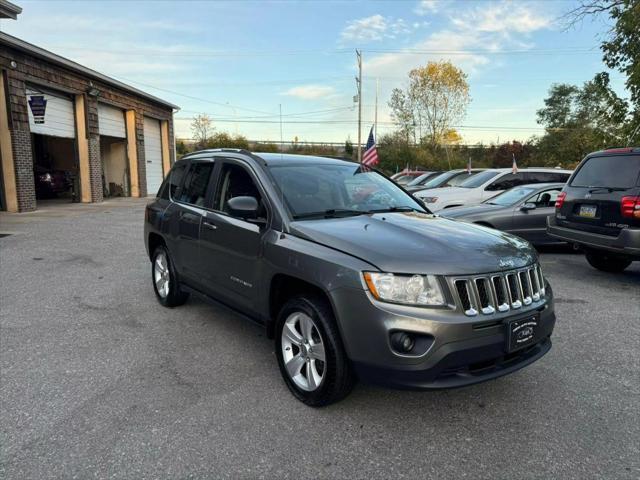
(356, 49), (362, 164)
(374, 77), (378, 142)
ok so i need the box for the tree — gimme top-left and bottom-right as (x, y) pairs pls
(344, 137), (354, 156)
(534, 73), (629, 165)
(176, 139), (188, 157)
(190, 114), (214, 147)
(388, 61), (470, 149)
(205, 132), (249, 150)
(565, 0), (639, 138)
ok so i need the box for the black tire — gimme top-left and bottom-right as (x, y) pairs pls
(151, 245), (189, 307)
(585, 249), (632, 273)
(275, 294), (355, 407)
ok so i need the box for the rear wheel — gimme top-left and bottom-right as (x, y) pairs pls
(275, 295), (354, 407)
(152, 245), (189, 307)
(585, 249), (632, 273)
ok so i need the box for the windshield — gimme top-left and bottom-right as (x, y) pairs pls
(420, 171), (458, 189)
(570, 155), (640, 189)
(458, 170), (501, 188)
(394, 175), (416, 184)
(269, 164), (426, 219)
(447, 171), (481, 187)
(406, 173), (433, 187)
(485, 186), (538, 206)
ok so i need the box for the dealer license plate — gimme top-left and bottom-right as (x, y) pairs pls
(506, 316), (539, 353)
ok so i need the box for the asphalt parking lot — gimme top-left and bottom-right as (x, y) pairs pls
(1, 199), (639, 479)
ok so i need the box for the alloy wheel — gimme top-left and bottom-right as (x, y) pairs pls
(154, 252), (170, 298)
(281, 312), (326, 392)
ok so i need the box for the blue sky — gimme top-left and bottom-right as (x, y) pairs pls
(0, 0), (625, 144)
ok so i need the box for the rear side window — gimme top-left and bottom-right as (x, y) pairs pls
(570, 155), (640, 189)
(525, 172), (569, 184)
(484, 172), (523, 191)
(164, 163), (186, 200)
(178, 162), (214, 207)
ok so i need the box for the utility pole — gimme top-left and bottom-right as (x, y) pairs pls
(356, 49), (362, 163)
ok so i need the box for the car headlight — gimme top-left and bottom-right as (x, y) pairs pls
(419, 196), (438, 203)
(363, 272), (445, 306)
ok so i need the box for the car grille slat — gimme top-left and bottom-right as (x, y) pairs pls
(450, 263), (544, 317)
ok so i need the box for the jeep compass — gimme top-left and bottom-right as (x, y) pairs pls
(145, 150), (556, 406)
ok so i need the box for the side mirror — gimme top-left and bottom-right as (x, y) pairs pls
(227, 196), (259, 219)
(520, 202), (537, 211)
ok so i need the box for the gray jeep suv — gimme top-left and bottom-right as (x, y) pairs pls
(144, 150), (556, 406)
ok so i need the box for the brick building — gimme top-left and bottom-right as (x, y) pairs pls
(0, 31), (178, 212)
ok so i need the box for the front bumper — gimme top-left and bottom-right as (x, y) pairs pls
(547, 216), (640, 257)
(330, 283), (555, 390)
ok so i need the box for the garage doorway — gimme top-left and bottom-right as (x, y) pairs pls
(98, 104), (129, 197)
(100, 136), (129, 197)
(32, 133), (78, 203)
(26, 87), (79, 205)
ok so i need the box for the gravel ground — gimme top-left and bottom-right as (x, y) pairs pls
(1, 199), (639, 479)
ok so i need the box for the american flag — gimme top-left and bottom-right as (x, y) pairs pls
(512, 153), (518, 174)
(362, 126), (379, 167)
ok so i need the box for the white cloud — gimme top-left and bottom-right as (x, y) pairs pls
(282, 85), (336, 100)
(450, 3), (550, 33)
(340, 14), (412, 43)
(414, 0), (440, 15)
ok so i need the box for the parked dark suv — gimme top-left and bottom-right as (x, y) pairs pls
(548, 148), (640, 272)
(145, 150), (556, 406)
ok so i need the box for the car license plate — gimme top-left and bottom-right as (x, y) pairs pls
(579, 205), (597, 218)
(506, 316), (539, 353)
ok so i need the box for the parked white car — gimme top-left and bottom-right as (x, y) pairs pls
(414, 168), (572, 212)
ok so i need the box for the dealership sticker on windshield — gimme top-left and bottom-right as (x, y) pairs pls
(507, 316), (539, 352)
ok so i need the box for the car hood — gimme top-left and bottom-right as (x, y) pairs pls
(440, 203), (506, 219)
(290, 212), (535, 275)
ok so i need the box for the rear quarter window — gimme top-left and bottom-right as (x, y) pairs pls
(571, 155), (640, 189)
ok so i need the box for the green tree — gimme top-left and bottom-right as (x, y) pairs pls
(176, 139), (188, 157)
(534, 73), (629, 165)
(205, 132), (250, 149)
(344, 137), (354, 157)
(566, 0), (640, 138)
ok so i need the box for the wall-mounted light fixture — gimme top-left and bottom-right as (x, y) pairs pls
(87, 82), (100, 97)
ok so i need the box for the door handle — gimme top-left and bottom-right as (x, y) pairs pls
(203, 220), (217, 230)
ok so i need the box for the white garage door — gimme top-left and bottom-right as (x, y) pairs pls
(98, 104), (126, 138)
(144, 117), (163, 195)
(26, 88), (75, 138)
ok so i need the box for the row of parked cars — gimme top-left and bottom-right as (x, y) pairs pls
(393, 148), (640, 272)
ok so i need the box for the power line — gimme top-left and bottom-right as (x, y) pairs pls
(173, 116), (549, 131)
(111, 75), (277, 115)
(46, 45), (599, 57)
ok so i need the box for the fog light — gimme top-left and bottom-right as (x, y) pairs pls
(390, 332), (415, 353)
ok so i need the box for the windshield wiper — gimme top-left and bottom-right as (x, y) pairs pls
(588, 186), (629, 193)
(368, 206), (422, 213)
(293, 208), (367, 220)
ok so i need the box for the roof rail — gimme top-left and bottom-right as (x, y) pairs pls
(181, 148), (251, 158)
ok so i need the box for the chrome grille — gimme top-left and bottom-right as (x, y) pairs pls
(449, 264), (546, 317)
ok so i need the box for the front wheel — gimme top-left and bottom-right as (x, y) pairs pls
(585, 249), (632, 273)
(151, 245), (189, 307)
(275, 295), (355, 407)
